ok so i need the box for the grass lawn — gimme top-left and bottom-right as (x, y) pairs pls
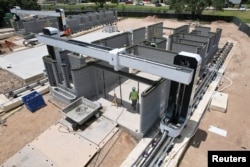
(203, 10), (250, 23)
(41, 3), (169, 13)
(41, 3), (250, 23)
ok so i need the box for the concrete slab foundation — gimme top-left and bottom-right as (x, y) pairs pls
(2, 144), (58, 167)
(210, 91), (228, 113)
(31, 124), (99, 167)
(100, 98), (141, 137)
(0, 46), (47, 83)
(77, 116), (118, 147)
(97, 75), (152, 137)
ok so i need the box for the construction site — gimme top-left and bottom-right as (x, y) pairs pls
(0, 7), (250, 167)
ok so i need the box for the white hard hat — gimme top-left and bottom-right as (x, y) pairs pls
(132, 87), (136, 90)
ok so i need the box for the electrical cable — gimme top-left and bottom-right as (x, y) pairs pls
(57, 124), (75, 134)
(116, 107), (125, 122)
(93, 151), (101, 167)
(217, 74), (233, 92)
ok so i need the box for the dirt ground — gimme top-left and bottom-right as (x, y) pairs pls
(0, 17), (249, 166)
(0, 36), (23, 55)
(87, 130), (138, 167)
(0, 68), (24, 94)
(0, 35), (25, 94)
(0, 95), (63, 164)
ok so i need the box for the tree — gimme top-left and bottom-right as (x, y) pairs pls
(212, 0), (224, 11)
(0, 0), (40, 26)
(93, 0), (106, 8)
(169, 0), (224, 17)
(188, 0), (207, 16)
(169, 0), (186, 14)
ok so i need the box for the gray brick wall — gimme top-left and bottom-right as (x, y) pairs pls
(140, 79), (170, 135)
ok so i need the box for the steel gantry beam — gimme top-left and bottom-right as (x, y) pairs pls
(10, 7), (67, 31)
(37, 34), (194, 85)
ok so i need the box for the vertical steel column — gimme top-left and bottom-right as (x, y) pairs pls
(137, 81), (140, 113)
(52, 62), (59, 86)
(119, 75), (123, 105)
(61, 64), (70, 88)
(102, 70), (106, 99)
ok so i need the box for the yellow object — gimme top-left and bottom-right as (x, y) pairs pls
(130, 91), (138, 100)
(112, 93), (118, 107)
(1, 106), (22, 121)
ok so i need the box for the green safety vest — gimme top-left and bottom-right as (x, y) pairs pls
(131, 91), (138, 100)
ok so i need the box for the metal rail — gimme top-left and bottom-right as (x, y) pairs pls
(132, 131), (169, 167)
(131, 42), (233, 167)
(192, 42), (233, 109)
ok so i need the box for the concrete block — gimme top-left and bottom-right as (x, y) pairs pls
(0, 97), (23, 112)
(36, 85), (50, 95)
(0, 94), (8, 104)
(210, 91), (228, 112)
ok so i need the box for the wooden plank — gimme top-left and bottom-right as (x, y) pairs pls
(1, 106), (22, 121)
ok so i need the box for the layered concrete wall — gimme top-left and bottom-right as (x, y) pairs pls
(156, 39), (167, 49)
(215, 28), (222, 45)
(152, 37), (167, 49)
(22, 18), (58, 33)
(171, 42), (198, 53)
(71, 62), (125, 99)
(182, 34), (209, 42)
(197, 45), (207, 63)
(140, 79), (170, 135)
(173, 25), (189, 34)
(207, 33), (216, 53)
(14, 11), (117, 33)
(179, 39), (206, 46)
(133, 27), (146, 45)
(94, 61), (126, 95)
(71, 65), (97, 98)
(194, 26), (210, 36)
(43, 56), (60, 87)
(68, 53), (86, 68)
(147, 22), (163, 41)
(93, 32), (132, 48)
(66, 18), (80, 32)
(168, 25), (221, 68)
(128, 45), (176, 64)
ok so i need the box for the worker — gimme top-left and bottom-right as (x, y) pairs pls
(5, 40), (13, 51)
(129, 87), (139, 111)
(112, 93), (118, 107)
(64, 27), (71, 36)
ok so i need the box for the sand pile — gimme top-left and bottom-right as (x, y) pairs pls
(144, 15), (158, 22)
